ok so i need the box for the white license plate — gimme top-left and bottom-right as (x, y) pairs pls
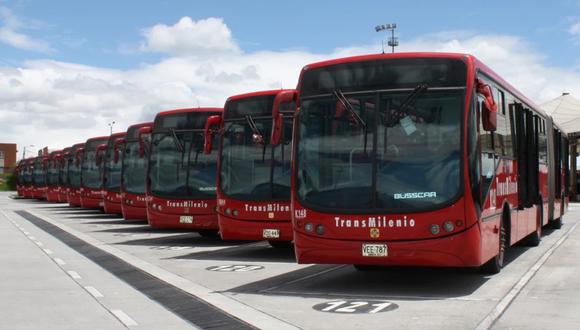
(179, 216), (193, 224)
(263, 229), (280, 239)
(362, 244), (388, 257)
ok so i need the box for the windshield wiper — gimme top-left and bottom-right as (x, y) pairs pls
(398, 83), (429, 113)
(170, 129), (184, 153)
(333, 89), (367, 129)
(245, 115), (264, 144)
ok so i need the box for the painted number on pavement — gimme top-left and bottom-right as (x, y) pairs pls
(206, 265), (264, 272)
(312, 300), (398, 314)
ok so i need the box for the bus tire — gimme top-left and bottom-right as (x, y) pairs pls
(268, 241), (293, 249)
(197, 230), (219, 237)
(481, 218), (506, 274)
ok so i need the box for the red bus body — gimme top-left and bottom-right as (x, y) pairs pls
(46, 150), (63, 202)
(67, 143), (85, 207)
(102, 132), (127, 214)
(80, 136), (110, 209)
(146, 107), (223, 231)
(214, 90), (296, 243)
(31, 156), (48, 200)
(21, 158), (34, 198)
(15, 160), (24, 197)
(121, 122), (153, 220)
(290, 53), (568, 271)
(57, 147), (72, 203)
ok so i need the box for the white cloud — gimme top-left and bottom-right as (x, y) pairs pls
(2, 18), (580, 157)
(0, 6), (53, 53)
(140, 17), (240, 56)
(570, 21), (580, 36)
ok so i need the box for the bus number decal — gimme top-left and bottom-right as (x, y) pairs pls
(313, 300), (398, 314)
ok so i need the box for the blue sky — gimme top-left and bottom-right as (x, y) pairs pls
(2, 0), (579, 69)
(2, 0), (580, 150)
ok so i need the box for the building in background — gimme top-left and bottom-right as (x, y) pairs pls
(0, 143), (17, 174)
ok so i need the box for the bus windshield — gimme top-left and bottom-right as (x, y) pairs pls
(82, 139), (107, 189)
(59, 156), (70, 187)
(47, 157), (60, 187)
(104, 141), (122, 192)
(220, 96), (293, 201)
(149, 127), (217, 199)
(33, 158), (46, 187)
(122, 140), (147, 195)
(297, 89), (463, 212)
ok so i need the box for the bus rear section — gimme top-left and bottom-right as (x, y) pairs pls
(80, 136), (109, 209)
(291, 53), (567, 273)
(58, 147), (72, 203)
(208, 90), (296, 246)
(147, 107), (222, 232)
(67, 143), (85, 207)
(102, 132), (127, 214)
(46, 150), (63, 202)
(121, 122), (153, 220)
(31, 155), (48, 200)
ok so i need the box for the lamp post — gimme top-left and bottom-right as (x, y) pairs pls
(375, 23), (398, 53)
(107, 121), (116, 135)
(22, 144), (35, 159)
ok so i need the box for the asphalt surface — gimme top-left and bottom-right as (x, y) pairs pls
(1, 191), (579, 329)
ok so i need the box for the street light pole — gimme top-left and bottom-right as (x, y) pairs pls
(107, 121), (116, 135)
(22, 144), (35, 159)
(375, 23), (399, 53)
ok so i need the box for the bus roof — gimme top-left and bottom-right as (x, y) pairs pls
(156, 107), (223, 118)
(127, 121), (153, 130)
(226, 89), (294, 103)
(85, 136), (110, 143)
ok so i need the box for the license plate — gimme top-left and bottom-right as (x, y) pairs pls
(263, 229), (280, 239)
(179, 216), (193, 224)
(362, 244), (388, 257)
(98, 201), (104, 207)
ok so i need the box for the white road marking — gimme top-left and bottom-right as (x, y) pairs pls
(28, 236), (35, 240)
(85, 286), (104, 298)
(34, 241), (43, 247)
(54, 258), (66, 265)
(67, 271), (82, 280)
(475, 221), (579, 330)
(43, 249), (53, 255)
(111, 310), (138, 327)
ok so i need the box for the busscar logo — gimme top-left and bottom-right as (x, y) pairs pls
(394, 192), (436, 200)
(370, 228), (380, 238)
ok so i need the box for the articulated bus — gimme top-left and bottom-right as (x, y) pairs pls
(289, 53), (568, 273)
(121, 122), (152, 220)
(205, 90), (296, 247)
(147, 107), (223, 233)
(102, 132), (127, 214)
(31, 155), (48, 200)
(80, 136), (110, 209)
(67, 143), (85, 207)
(58, 147), (72, 203)
(46, 150), (63, 202)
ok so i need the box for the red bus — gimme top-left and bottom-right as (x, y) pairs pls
(80, 136), (109, 209)
(21, 158), (34, 198)
(31, 155), (48, 200)
(205, 90), (296, 247)
(57, 147), (72, 203)
(289, 53), (568, 273)
(147, 107), (223, 233)
(46, 150), (63, 202)
(120, 122), (153, 220)
(15, 160), (24, 197)
(102, 132), (127, 214)
(67, 143), (85, 207)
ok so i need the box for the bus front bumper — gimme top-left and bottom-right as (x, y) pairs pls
(122, 203), (148, 221)
(219, 214), (293, 241)
(294, 223), (481, 267)
(147, 208), (218, 230)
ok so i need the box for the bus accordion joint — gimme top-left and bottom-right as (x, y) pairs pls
(203, 115), (223, 154)
(476, 78), (498, 132)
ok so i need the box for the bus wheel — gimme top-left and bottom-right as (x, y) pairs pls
(522, 201), (542, 247)
(197, 230), (219, 238)
(481, 219), (506, 274)
(268, 241), (293, 249)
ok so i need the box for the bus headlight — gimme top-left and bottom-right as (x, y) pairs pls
(232, 209), (238, 216)
(316, 225), (325, 235)
(443, 221), (455, 232)
(225, 208), (231, 215)
(304, 222), (314, 232)
(430, 224), (440, 235)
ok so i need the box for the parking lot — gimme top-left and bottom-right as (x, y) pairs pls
(1, 191), (579, 329)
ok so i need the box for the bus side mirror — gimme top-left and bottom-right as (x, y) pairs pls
(477, 79), (497, 132)
(96, 144), (107, 166)
(204, 115), (223, 154)
(114, 138), (126, 163)
(271, 90), (297, 146)
(138, 126), (152, 158)
(75, 148), (84, 167)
